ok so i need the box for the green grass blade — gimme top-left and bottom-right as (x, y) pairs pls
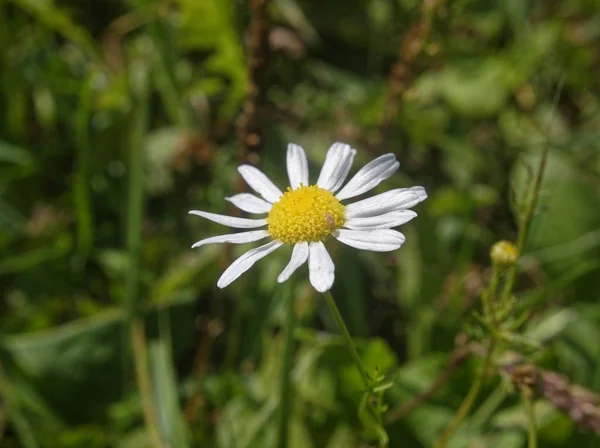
(149, 339), (191, 448)
(73, 78), (94, 259)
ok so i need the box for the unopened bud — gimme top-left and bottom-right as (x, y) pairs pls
(490, 240), (518, 266)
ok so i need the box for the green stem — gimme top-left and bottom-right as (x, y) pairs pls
(323, 291), (386, 445)
(124, 59), (162, 448)
(323, 291), (370, 387)
(436, 340), (496, 448)
(131, 319), (164, 448)
(500, 132), (549, 306)
(522, 391), (537, 448)
(276, 286), (296, 448)
(73, 76), (94, 261)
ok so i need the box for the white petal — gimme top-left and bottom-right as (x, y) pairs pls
(344, 210), (417, 230)
(333, 229), (405, 252)
(345, 186), (427, 218)
(287, 144), (309, 189)
(189, 210), (267, 228)
(308, 241), (335, 292)
(191, 230), (270, 248)
(238, 165), (283, 203)
(277, 241), (309, 283)
(225, 193), (272, 214)
(217, 240), (283, 288)
(335, 154), (399, 201)
(316, 143), (356, 192)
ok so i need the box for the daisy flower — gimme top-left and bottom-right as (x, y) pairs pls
(189, 143), (427, 292)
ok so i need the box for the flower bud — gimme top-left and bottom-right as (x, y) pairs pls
(490, 240), (518, 266)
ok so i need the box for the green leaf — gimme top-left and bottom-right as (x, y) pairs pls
(149, 340), (191, 448)
(0, 140), (34, 166)
(3, 298), (197, 423)
(524, 308), (579, 344)
(175, 0), (247, 117)
(9, 0), (99, 60)
(0, 235), (72, 275)
(511, 149), (600, 300)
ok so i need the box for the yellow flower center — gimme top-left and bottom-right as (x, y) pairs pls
(267, 185), (345, 245)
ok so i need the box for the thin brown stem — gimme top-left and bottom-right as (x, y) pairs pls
(376, 0), (440, 151)
(184, 317), (223, 422)
(236, 0), (271, 163)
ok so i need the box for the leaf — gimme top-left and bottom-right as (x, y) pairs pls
(2, 298), (197, 423)
(421, 24), (559, 117)
(149, 340), (191, 448)
(325, 425), (357, 448)
(524, 308), (579, 344)
(0, 235), (72, 275)
(0, 347), (64, 448)
(175, 0), (247, 117)
(338, 338), (397, 398)
(491, 400), (557, 430)
(151, 246), (221, 304)
(511, 150), (600, 284)
(438, 58), (513, 117)
(9, 0), (99, 60)
(216, 396), (273, 448)
(0, 140), (34, 166)
(295, 346), (338, 411)
(555, 315), (600, 385)
(0, 198), (28, 235)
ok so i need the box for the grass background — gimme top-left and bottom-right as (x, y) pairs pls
(1, 0), (600, 447)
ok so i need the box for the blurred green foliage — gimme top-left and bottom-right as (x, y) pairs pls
(1, 0), (600, 447)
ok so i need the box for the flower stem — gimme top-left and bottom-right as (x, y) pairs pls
(323, 291), (370, 387)
(324, 290), (386, 443)
(276, 286), (296, 448)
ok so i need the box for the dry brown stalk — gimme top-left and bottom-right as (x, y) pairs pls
(376, 0), (440, 152)
(236, 0), (271, 165)
(505, 363), (600, 435)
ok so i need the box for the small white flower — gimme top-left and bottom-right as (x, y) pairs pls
(189, 143), (427, 292)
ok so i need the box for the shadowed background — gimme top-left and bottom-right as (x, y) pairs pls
(1, 0), (600, 447)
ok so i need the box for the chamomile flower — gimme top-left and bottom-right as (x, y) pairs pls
(189, 143), (427, 292)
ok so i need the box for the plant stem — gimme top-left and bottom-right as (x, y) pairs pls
(131, 318), (164, 448)
(124, 58), (162, 448)
(522, 391), (537, 448)
(436, 340), (496, 448)
(73, 76), (94, 261)
(324, 290), (388, 444)
(323, 291), (370, 387)
(500, 120), (550, 306)
(487, 263), (501, 317)
(276, 286), (296, 448)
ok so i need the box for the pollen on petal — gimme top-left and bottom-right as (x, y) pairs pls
(266, 185), (345, 245)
